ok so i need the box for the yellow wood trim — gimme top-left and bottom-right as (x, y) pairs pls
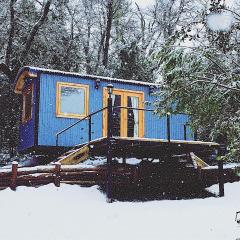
(56, 82), (89, 119)
(22, 83), (34, 123)
(124, 91), (144, 138)
(122, 91), (127, 136)
(15, 71), (37, 94)
(58, 145), (89, 165)
(102, 88), (108, 137)
(102, 87), (144, 138)
(112, 136), (219, 146)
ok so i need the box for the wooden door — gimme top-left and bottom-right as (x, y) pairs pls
(103, 88), (144, 138)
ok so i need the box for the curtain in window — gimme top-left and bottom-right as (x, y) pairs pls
(130, 96), (139, 137)
(112, 94), (115, 105)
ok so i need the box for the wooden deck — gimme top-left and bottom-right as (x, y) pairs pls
(77, 137), (220, 159)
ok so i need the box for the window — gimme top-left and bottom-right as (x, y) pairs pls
(56, 82), (89, 119)
(22, 84), (33, 123)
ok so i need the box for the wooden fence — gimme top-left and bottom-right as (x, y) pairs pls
(0, 161), (239, 198)
(0, 161), (136, 190)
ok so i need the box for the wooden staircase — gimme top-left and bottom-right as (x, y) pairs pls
(172, 152), (209, 170)
(56, 144), (90, 165)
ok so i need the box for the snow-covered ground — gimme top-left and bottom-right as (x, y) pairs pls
(0, 182), (240, 240)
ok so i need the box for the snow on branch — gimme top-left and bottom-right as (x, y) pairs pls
(189, 76), (240, 92)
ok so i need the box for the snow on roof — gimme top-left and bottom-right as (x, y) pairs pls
(14, 66), (159, 94)
(31, 66), (159, 86)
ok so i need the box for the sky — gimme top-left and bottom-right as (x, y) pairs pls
(133, 0), (155, 8)
(133, 0), (236, 8)
(207, 11), (234, 31)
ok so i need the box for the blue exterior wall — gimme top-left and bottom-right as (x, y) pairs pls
(37, 73), (193, 148)
(18, 78), (38, 151)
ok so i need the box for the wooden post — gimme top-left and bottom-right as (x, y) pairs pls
(184, 124), (187, 141)
(194, 130), (198, 141)
(54, 162), (61, 187)
(106, 84), (113, 203)
(167, 113), (171, 142)
(197, 166), (202, 184)
(133, 166), (139, 184)
(218, 160), (224, 197)
(11, 161), (18, 190)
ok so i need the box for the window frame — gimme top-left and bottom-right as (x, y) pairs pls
(56, 82), (89, 119)
(22, 83), (34, 123)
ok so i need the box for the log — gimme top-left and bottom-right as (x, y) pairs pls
(0, 164), (135, 176)
(16, 166), (100, 176)
(133, 166), (139, 184)
(17, 175), (53, 187)
(54, 163), (61, 187)
(218, 160), (224, 197)
(61, 180), (100, 185)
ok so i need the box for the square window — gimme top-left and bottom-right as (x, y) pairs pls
(56, 82), (89, 119)
(22, 84), (33, 123)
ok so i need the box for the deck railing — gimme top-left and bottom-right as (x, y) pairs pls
(54, 84), (221, 202)
(56, 107), (107, 147)
(55, 102), (191, 147)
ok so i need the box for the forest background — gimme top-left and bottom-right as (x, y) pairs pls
(0, 0), (239, 161)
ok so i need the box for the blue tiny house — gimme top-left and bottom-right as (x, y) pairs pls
(14, 66), (193, 154)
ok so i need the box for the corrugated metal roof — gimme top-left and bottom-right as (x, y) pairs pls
(14, 66), (160, 94)
(34, 66), (159, 85)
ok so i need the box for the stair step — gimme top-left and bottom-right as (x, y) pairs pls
(55, 144), (89, 165)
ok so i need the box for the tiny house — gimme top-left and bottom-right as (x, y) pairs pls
(14, 66), (193, 154)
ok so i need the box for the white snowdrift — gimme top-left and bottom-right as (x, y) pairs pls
(0, 182), (240, 240)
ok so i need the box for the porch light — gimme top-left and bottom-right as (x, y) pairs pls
(107, 84), (114, 95)
(95, 79), (100, 89)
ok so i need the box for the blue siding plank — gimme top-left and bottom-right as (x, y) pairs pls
(18, 78), (38, 151)
(37, 73), (193, 148)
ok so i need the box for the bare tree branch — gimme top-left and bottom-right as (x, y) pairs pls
(102, 0), (113, 67)
(5, 0), (17, 67)
(18, 0), (52, 65)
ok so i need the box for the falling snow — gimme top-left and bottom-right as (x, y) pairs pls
(207, 11), (234, 32)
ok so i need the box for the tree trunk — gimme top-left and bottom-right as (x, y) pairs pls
(5, 0), (16, 67)
(102, 0), (114, 67)
(84, 20), (92, 74)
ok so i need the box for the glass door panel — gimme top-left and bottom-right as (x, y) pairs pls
(112, 94), (121, 137)
(127, 96), (139, 137)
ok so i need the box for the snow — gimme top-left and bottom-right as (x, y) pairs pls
(133, 0), (155, 8)
(20, 66), (159, 87)
(0, 182), (240, 240)
(207, 11), (234, 32)
(0, 157), (156, 173)
(204, 162), (240, 170)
